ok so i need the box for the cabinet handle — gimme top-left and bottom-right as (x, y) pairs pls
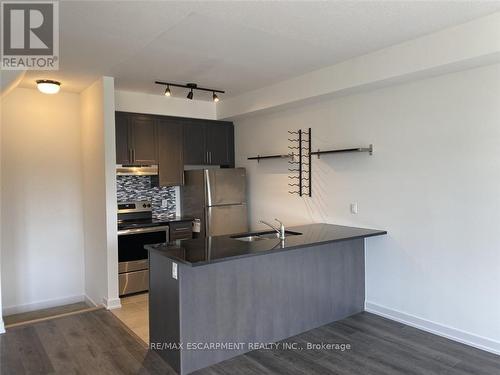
(132, 149), (136, 163)
(209, 151), (212, 164)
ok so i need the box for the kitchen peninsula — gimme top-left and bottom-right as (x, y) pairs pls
(146, 223), (387, 374)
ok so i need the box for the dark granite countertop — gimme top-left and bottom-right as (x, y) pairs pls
(146, 223), (387, 267)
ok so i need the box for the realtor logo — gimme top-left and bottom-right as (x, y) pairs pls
(1, 1), (59, 70)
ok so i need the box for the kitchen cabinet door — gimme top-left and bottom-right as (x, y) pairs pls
(183, 122), (206, 165)
(206, 122), (234, 166)
(115, 112), (131, 164)
(157, 119), (184, 186)
(129, 114), (158, 164)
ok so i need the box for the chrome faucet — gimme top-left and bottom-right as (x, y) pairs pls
(260, 218), (286, 240)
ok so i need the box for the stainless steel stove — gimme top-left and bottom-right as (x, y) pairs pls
(117, 201), (169, 296)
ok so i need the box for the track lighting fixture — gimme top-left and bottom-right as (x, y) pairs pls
(164, 85), (171, 96)
(155, 81), (224, 101)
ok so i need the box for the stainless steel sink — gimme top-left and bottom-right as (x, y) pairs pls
(231, 230), (302, 242)
(233, 235), (265, 242)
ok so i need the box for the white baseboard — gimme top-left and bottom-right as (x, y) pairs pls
(365, 301), (500, 356)
(103, 297), (121, 310)
(0, 319), (5, 334)
(2, 294), (85, 316)
(84, 294), (99, 307)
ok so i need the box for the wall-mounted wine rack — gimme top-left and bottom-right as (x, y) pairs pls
(287, 128), (311, 197)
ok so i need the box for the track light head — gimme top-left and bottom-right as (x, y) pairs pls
(212, 92), (219, 103)
(187, 89), (194, 100)
(164, 85), (171, 96)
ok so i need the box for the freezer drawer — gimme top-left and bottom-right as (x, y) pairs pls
(207, 204), (248, 236)
(119, 269), (149, 296)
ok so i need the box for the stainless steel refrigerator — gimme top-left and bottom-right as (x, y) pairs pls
(181, 168), (248, 237)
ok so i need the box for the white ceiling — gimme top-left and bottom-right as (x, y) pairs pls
(20, 1), (500, 99)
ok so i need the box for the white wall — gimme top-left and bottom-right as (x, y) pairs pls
(103, 78), (120, 307)
(81, 77), (120, 309)
(115, 90), (216, 120)
(235, 64), (500, 354)
(0, 91), (5, 332)
(0, 71), (25, 97)
(1, 88), (85, 315)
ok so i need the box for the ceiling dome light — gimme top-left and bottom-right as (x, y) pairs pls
(164, 85), (171, 96)
(212, 92), (219, 102)
(36, 79), (61, 94)
(187, 89), (193, 100)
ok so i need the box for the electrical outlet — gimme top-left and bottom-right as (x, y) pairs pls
(172, 263), (178, 280)
(162, 199), (168, 208)
(350, 203), (358, 214)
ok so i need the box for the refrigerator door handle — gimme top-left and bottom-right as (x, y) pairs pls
(205, 169), (212, 206)
(205, 208), (210, 237)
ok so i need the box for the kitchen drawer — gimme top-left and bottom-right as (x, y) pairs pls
(169, 221), (193, 241)
(119, 269), (148, 296)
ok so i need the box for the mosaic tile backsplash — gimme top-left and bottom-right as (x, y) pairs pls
(116, 175), (177, 218)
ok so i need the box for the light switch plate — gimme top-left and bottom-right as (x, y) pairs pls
(172, 262), (178, 279)
(350, 203), (358, 214)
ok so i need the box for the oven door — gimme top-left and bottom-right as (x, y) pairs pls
(118, 226), (168, 295)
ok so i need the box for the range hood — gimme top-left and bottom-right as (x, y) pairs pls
(116, 165), (158, 176)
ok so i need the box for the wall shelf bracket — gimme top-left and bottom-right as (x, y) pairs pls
(247, 154), (291, 163)
(311, 144), (373, 159)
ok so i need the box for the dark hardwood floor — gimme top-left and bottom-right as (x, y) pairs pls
(0, 309), (176, 375)
(4, 302), (95, 327)
(1, 309), (498, 375)
(196, 312), (500, 375)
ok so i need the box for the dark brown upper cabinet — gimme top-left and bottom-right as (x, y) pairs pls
(115, 112), (131, 164)
(115, 112), (158, 165)
(156, 118), (184, 187)
(206, 122), (234, 166)
(129, 114), (158, 164)
(183, 122), (206, 165)
(183, 120), (234, 167)
(116, 112), (235, 187)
